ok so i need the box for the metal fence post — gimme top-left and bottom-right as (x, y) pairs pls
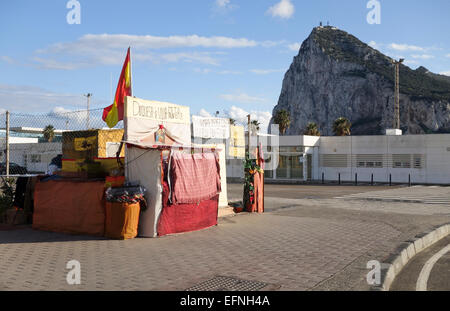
(371, 174), (374, 186)
(409, 174), (411, 187)
(355, 173), (358, 185)
(5, 111), (9, 178)
(389, 174), (392, 186)
(338, 173), (341, 185)
(322, 172), (324, 184)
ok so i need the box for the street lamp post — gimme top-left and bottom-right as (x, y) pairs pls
(392, 58), (404, 129)
(84, 93), (92, 130)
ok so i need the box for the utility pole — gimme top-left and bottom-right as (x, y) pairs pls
(84, 93), (92, 130)
(392, 58), (404, 129)
(5, 111), (9, 178)
(247, 114), (251, 157)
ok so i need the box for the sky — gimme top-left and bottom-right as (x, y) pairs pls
(1, 0), (450, 132)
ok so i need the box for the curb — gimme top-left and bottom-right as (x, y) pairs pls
(373, 223), (450, 291)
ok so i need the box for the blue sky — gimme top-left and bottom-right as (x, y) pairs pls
(1, 0), (450, 131)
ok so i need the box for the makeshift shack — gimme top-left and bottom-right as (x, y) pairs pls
(31, 96), (225, 239)
(124, 96), (222, 237)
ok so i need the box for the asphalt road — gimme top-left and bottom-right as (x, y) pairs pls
(390, 235), (450, 291)
(227, 183), (402, 201)
(228, 182), (450, 291)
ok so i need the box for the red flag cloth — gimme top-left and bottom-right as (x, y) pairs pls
(102, 47), (132, 128)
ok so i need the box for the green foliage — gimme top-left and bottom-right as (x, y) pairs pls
(243, 154), (261, 207)
(304, 122), (321, 136)
(273, 109), (291, 135)
(250, 120), (260, 135)
(0, 178), (16, 221)
(333, 117), (352, 136)
(43, 124), (55, 142)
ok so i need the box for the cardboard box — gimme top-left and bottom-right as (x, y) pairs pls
(62, 129), (125, 161)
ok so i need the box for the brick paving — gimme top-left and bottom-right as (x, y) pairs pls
(1, 184), (449, 291)
(0, 212), (400, 291)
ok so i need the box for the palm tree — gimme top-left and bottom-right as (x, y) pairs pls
(332, 117), (352, 136)
(250, 120), (260, 135)
(273, 109), (291, 135)
(304, 122), (321, 136)
(229, 118), (236, 126)
(43, 125), (55, 142)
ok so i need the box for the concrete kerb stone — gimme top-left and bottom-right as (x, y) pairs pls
(377, 223), (450, 291)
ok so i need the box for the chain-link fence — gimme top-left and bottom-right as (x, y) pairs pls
(0, 109), (124, 176)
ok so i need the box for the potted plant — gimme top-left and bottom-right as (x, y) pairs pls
(0, 178), (15, 224)
(243, 154), (262, 211)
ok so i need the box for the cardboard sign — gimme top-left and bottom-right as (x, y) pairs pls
(124, 96), (191, 146)
(229, 125), (245, 158)
(192, 116), (230, 139)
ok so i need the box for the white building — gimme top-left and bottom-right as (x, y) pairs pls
(227, 134), (450, 185)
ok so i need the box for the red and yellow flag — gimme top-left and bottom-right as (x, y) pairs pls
(102, 47), (132, 128)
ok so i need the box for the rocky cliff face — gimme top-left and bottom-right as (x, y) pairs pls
(271, 26), (450, 136)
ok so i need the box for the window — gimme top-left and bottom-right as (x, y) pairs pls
(414, 155), (423, 169)
(31, 154), (41, 163)
(392, 154), (411, 169)
(320, 154), (348, 168)
(355, 154), (384, 168)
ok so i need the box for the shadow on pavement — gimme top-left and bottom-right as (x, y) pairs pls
(0, 226), (107, 244)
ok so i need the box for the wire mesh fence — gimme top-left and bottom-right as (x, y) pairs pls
(0, 109), (124, 176)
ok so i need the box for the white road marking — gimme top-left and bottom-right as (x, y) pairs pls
(416, 244), (450, 291)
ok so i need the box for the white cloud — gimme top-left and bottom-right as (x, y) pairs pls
(440, 71), (450, 77)
(368, 41), (378, 49)
(216, 0), (230, 7)
(388, 43), (426, 52)
(250, 69), (283, 75)
(287, 43), (301, 52)
(267, 0), (295, 19)
(411, 54), (434, 60)
(0, 56), (15, 64)
(220, 92), (267, 104)
(404, 59), (419, 67)
(0, 84), (107, 113)
(31, 33), (285, 70)
(215, 0), (236, 10)
(38, 34), (258, 53)
(223, 106), (272, 133)
(198, 109), (213, 117)
(446, 54), (450, 58)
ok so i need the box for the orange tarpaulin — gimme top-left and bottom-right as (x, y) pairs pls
(33, 180), (106, 236)
(105, 202), (140, 240)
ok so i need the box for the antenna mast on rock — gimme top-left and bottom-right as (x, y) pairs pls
(392, 58), (404, 129)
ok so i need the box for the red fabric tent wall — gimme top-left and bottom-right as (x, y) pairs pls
(33, 180), (106, 236)
(157, 182), (218, 236)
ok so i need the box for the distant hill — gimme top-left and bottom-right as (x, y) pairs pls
(271, 26), (450, 135)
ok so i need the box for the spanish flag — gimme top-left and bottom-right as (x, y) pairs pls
(102, 47), (132, 128)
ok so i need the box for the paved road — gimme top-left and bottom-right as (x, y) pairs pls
(390, 235), (450, 291)
(0, 183), (449, 291)
(227, 183), (402, 201)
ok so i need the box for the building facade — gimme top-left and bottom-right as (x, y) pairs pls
(227, 134), (450, 185)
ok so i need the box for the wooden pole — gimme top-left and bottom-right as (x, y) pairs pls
(247, 114), (251, 157)
(5, 111), (9, 178)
